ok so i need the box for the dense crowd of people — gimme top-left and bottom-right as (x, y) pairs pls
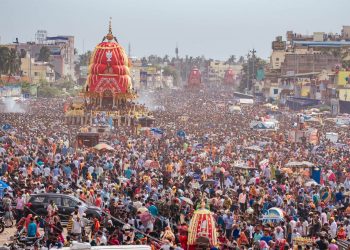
(0, 85), (350, 250)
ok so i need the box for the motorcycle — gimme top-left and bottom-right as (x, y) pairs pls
(0, 217), (5, 233)
(5, 233), (44, 250)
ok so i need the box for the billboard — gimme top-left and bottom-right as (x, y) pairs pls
(272, 40), (286, 51)
(0, 85), (21, 97)
(337, 71), (350, 86)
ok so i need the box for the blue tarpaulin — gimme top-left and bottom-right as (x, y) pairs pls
(1, 124), (11, 131)
(0, 180), (9, 198)
(176, 130), (186, 138)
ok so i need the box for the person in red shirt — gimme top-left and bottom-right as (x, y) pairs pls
(91, 217), (100, 238)
(95, 194), (102, 208)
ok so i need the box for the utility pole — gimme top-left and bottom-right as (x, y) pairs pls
(175, 43), (179, 60)
(246, 52), (251, 92)
(250, 48), (256, 82)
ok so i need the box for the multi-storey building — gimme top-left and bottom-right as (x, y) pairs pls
(2, 31), (75, 81)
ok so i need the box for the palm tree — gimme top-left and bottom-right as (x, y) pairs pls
(8, 48), (21, 75)
(38, 46), (51, 62)
(0, 47), (10, 74)
(238, 56), (245, 64)
(226, 55), (236, 65)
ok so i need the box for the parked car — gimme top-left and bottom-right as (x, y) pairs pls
(24, 193), (101, 221)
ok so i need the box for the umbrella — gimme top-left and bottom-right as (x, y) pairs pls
(244, 145), (263, 152)
(281, 168), (293, 174)
(261, 207), (285, 224)
(137, 207), (149, 213)
(144, 159), (153, 167)
(150, 161), (159, 168)
(304, 180), (319, 187)
(203, 179), (216, 185)
(233, 162), (256, 169)
(176, 130), (186, 138)
(93, 143), (114, 151)
(216, 190), (223, 195)
(285, 161), (314, 168)
(179, 196), (193, 205)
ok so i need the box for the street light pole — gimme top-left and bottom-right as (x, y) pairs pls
(246, 52), (251, 92)
(250, 48), (256, 82)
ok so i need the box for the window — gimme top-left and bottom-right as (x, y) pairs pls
(31, 196), (46, 203)
(47, 197), (61, 206)
(273, 89), (279, 95)
(62, 198), (77, 207)
(34, 72), (39, 76)
(276, 58), (279, 61)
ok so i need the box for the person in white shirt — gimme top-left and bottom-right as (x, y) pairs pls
(321, 210), (328, 226)
(72, 217), (83, 241)
(43, 165), (51, 177)
(33, 166), (41, 176)
(88, 165), (94, 175)
(344, 177), (350, 190)
(302, 219), (309, 236)
(345, 220), (350, 240)
(330, 218), (338, 239)
(274, 227), (284, 240)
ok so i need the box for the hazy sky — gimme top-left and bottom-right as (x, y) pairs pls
(1, 0), (349, 60)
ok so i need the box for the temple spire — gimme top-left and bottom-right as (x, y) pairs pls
(108, 17), (112, 34)
(106, 17), (114, 41)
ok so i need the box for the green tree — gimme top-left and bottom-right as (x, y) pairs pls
(240, 56), (266, 91)
(38, 46), (51, 62)
(20, 49), (27, 58)
(37, 85), (61, 98)
(163, 65), (180, 85)
(238, 56), (245, 64)
(226, 55), (236, 65)
(78, 51), (92, 66)
(9, 48), (21, 75)
(0, 47), (10, 74)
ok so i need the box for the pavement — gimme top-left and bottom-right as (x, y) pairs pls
(0, 226), (16, 246)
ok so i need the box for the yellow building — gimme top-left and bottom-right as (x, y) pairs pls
(21, 55), (55, 84)
(270, 51), (286, 70)
(208, 61), (241, 83)
(336, 71), (350, 86)
(338, 88), (350, 101)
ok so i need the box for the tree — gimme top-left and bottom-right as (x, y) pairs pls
(226, 55), (236, 65)
(78, 51), (92, 66)
(163, 65), (180, 85)
(38, 46), (51, 62)
(20, 49), (27, 58)
(141, 57), (148, 66)
(0, 47), (10, 74)
(238, 56), (245, 64)
(240, 55), (266, 91)
(0, 47), (20, 75)
(8, 48), (21, 75)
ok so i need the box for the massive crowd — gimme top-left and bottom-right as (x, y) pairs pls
(0, 85), (350, 250)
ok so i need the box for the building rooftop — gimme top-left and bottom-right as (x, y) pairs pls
(293, 41), (350, 47)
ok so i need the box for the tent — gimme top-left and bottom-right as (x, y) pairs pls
(239, 99), (254, 104)
(261, 207), (285, 224)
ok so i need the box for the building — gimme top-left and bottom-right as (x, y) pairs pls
(130, 58), (142, 90)
(20, 54), (55, 84)
(207, 61), (241, 83)
(2, 31), (75, 80)
(280, 53), (341, 75)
